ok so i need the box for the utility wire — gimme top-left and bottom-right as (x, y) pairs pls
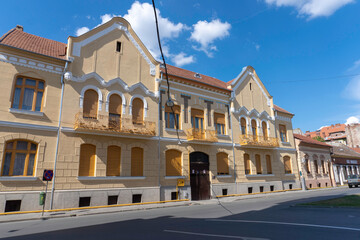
(152, 0), (181, 143)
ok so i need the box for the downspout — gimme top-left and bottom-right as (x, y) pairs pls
(157, 72), (163, 200)
(229, 97), (237, 191)
(50, 60), (69, 210)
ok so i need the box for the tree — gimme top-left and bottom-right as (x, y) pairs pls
(312, 136), (325, 142)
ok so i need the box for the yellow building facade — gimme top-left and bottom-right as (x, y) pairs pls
(0, 17), (299, 212)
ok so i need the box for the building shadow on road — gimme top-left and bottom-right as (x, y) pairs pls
(4, 191), (360, 240)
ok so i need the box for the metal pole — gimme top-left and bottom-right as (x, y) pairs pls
(42, 181), (48, 216)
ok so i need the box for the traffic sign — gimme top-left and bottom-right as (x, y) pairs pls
(43, 169), (54, 181)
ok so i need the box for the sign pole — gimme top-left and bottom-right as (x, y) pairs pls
(42, 181), (48, 216)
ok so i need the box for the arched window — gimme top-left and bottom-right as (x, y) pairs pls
(131, 147), (143, 176)
(244, 153), (251, 175)
(266, 155), (272, 174)
(109, 94), (122, 129)
(313, 155), (319, 174)
(12, 76), (45, 111)
(321, 160), (325, 174)
(217, 152), (229, 175)
(251, 119), (257, 136)
(214, 113), (226, 135)
(165, 149), (182, 176)
(132, 98), (144, 125)
(305, 155), (310, 174)
(284, 156), (292, 174)
(240, 117), (247, 135)
(79, 144), (96, 176)
(262, 121), (268, 140)
(165, 105), (180, 129)
(255, 154), (262, 174)
(279, 124), (287, 142)
(83, 89), (98, 119)
(2, 140), (37, 176)
(107, 146), (121, 176)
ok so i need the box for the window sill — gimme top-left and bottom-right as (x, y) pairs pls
(9, 108), (44, 117)
(217, 134), (230, 139)
(246, 174), (275, 177)
(281, 141), (291, 146)
(217, 174), (232, 178)
(165, 176), (186, 179)
(0, 176), (38, 181)
(285, 173), (295, 176)
(165, 128), (184, 133)
(78, 176), (146, 180)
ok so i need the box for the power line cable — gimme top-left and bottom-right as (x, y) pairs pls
(151, 0), (181, 143)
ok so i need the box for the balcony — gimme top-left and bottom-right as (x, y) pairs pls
(186, 128), (218, 142)
(239, 134), (279, 147)
(74, 112), (156, 136)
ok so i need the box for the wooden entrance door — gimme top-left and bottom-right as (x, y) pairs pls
(190, 152), (210, 200)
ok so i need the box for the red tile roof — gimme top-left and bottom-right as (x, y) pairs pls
(351, 148), (360, 154)
(294, 134), (332, 147)
(274, 104), (294, 115)
(0, 27), (67, 60)
(161, 64), (230, 91)
(305, 124), (345, 139)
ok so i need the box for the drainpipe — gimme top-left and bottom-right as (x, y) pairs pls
(50, 60), (69, 210)
(229, 100), (237, 191)
(157, 72), (163, 200)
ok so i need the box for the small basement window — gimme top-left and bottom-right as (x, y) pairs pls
(289, 184), (293, 190)
(171, 192), (177, 200)
(270, 185), (274, 192)
(248, 187), (253, 194)
(260, 186), (264, 193)
(222, 189), (228, 196)
(79, 197), (91, 207)
(5, 200), (21, 212)
(132, 194), (142, 203)
(116, 42), (122, 52)
(108, 195), (118, 205)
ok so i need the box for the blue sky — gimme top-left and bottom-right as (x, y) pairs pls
(1, 0), (360, 132)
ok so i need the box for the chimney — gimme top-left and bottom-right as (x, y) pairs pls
(16, 25), (23, 31)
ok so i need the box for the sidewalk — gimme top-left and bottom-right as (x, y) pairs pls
(0, 186), (346, 224)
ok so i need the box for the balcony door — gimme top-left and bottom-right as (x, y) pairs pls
(190, 151), (210, 200)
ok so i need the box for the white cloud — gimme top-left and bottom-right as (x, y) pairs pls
(343, 76), (360, 101)
(348, 59), (360, 72)
(255, 44), (260, 51)
(100, 14), (119, 25)
(123, 1), (186, 59)
(75, 27), (90, 36)
(346, 116), (360, 125)
(172, 52), (195, 67)
(190, 19), (231, 57)
(265, 0), (354, 19)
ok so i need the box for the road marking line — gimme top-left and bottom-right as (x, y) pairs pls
(208, 219), (360, 232)
(164, 229), (269, 239)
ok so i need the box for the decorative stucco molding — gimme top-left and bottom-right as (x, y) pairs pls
(65, 71), (157, 99)
(0, 52), (64, 74)
(275, 115), (292, 122)
(71, 22), (156, 76)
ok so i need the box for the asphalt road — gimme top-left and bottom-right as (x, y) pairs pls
(1, 187), (360, 240)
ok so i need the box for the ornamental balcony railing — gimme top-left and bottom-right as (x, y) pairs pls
(74, 112), (156, 136)
(186, 128), (218, 142)
(239, 134), (279, 147)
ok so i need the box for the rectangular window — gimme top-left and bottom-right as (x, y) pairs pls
(131, 147), (143, 176)
(12, 77), (45, 112)
(279, 124), (287, 142)
(79, 197), (91, 207)
(132, 194), (142, 203)
(1, 140), (37, 176)
(165, 105), (180, 129)
(116, 41), (122, 52)
(79, 144), (96, 177)
(191, 109), (204, 130)
(108, 195), (118, 205)
(244, 154), (251, 175)
(284, 156), (292, 174)
(5, 200), (21, 212)
(214, 113), (225, 135)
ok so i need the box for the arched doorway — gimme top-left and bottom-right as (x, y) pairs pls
(189, 152), (210, 200)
